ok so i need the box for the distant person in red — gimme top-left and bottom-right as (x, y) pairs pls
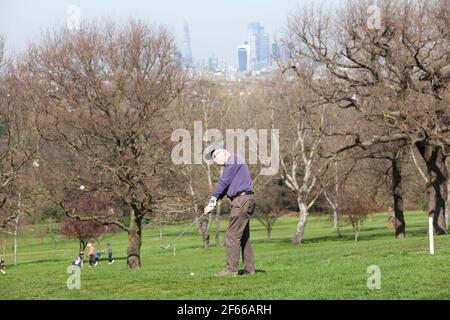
(87, 243), (97, 267)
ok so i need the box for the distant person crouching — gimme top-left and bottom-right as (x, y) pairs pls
(72, 251), (84, 268)
(0, 256), (5, 274)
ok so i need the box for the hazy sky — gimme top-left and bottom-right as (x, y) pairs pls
(0, 0), (342, 66)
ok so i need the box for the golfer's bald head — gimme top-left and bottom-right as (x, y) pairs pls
(212, 149), (230, 165)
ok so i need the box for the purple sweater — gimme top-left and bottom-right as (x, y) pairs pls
(212, 154), (253, 200)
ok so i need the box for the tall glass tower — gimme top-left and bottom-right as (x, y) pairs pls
(261, 33), (270, 69)
(247, 22), (270, 71)
(247, 22), (261, 71)
(237, 43), (251, 72)
(182, 18), (193, 67)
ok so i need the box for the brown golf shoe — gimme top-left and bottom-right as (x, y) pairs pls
(215, 269), (238, 277)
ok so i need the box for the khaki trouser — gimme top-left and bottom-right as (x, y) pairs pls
(225, 194), (256, 273)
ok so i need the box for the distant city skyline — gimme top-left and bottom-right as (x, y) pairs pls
(0, 0), (343, 66)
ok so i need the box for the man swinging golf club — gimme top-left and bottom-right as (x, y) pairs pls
(204, 144), (256, 277)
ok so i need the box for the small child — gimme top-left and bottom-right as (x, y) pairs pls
(107, 243), (115, 264)
(94, 250), (101, 266)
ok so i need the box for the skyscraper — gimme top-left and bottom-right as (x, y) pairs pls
(182, 18), (193, 67)
(247, 22), (261, 71)
(261, 33), (271, 69)
(208, 55), (219, 72)
(271, 42), (280, 61)
(237, 42), (251, 73)
(247, 22), (270, 71)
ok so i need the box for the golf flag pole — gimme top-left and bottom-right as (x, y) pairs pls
(429, 215), (434, 255)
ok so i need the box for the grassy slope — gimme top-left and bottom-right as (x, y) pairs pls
(1, 211), (450, 300)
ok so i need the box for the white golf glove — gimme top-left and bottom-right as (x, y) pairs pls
(204, 196), (217, 214)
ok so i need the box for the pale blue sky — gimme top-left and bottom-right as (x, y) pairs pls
(0, 0), (342, 66)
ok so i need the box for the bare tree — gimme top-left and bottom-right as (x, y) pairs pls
(0, 36), (37, 256)
(24, 20), (184, 268)
(284, 0), (450, 235)
(271, 79), (331, 245)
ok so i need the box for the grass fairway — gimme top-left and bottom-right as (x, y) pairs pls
(1, 211), (450, 300)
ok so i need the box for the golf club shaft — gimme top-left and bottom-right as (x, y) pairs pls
(166, 214), (205, 248)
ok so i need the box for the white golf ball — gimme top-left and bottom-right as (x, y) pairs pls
(190, 272), (194, 276)
(80, 185), (85, 190)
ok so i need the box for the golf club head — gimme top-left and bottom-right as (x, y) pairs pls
(160, 244), (170, 250)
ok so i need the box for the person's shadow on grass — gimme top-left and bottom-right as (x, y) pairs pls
(238, 269), (266, 275)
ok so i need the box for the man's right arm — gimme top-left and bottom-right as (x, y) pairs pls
(205, 164), (239, 214)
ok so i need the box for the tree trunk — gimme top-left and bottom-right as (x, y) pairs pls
(215, 203), (222, 247)
(48, 218), (53, 235)
(293, 199), (308, 245)
(127, 204), (143, 269)
(332, 208), (341, 238)
(333, 162), (341, 237)
(324, 190), (341, 237)
(2, 238), (6, 257)
(13, 219), (18, 266)
(267, 226), (272, 244)
(194, 203), (210, 249)
(445, 157), (450, 231)
(79, 240), (87, 252)
(203, 213), (213, 249)
(417, 143), (447, 235)
(188, 175), (211, 249)
(198, 217), (210, 250)
(13, 193), (21, 266)
(392, 153), (405, 239)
